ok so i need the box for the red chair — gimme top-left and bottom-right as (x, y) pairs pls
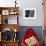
(21, 28), (41, 46)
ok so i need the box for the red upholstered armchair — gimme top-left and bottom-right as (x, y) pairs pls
(21, 28), (41, 46)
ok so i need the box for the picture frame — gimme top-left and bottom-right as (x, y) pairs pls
(9, 10), (18, 15)
(2, 10), (9, 15)
(23, 8), (36, 19)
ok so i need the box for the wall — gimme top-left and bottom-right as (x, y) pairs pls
(0, 0), (15, 7)
(0, 0), (44, 26)
(17, 0), (44, 26)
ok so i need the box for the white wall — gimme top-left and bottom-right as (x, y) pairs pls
(0, 0), (15, 7)
(17, 0), (44, 26)
(0, 0), (44, 26)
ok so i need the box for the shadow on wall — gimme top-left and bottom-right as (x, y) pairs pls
(18, 26), (43, 43)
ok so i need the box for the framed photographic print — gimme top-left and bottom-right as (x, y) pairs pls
(23, 8), (36, 19)
(2, 10), (9, 15)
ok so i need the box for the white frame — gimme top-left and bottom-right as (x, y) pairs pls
(2, 10), (9, 15)
(23, 8), (36, 19)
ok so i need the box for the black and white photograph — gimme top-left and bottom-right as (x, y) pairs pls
(23, 8), (36, 19)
